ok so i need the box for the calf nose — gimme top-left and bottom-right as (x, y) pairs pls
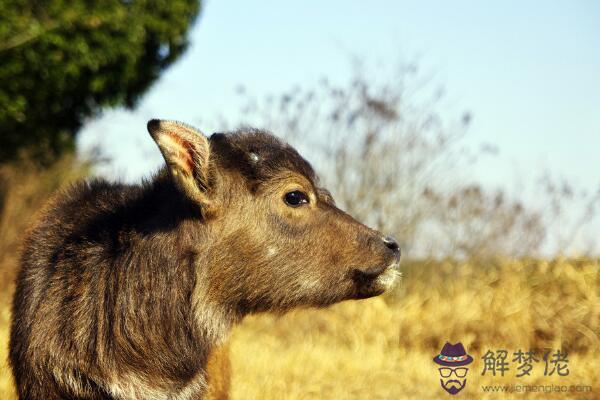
(382, 235), (401, 257)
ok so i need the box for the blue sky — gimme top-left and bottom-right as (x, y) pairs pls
(78, 0), (600, 251)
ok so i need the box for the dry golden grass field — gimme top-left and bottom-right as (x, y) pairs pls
(2, 260), (598, 399)
(0, 163), (598, 399)
(228, 258), (599, 400)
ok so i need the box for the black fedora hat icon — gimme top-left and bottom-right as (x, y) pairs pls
(433, 342), (473, 367)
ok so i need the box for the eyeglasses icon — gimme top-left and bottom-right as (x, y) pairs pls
(439, 367), (468, 378)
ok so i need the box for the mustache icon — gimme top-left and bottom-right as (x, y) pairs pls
(442, 379), (465, 389)
(445, 379), (462, 387)
(440, 378), (467, 395)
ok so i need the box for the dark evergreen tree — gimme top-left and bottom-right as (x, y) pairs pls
(0, 0), (201, 163)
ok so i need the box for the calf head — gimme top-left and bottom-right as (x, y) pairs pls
(148, 120), (401, 315)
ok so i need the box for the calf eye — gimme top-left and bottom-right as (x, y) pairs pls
(284, 190), (309, 207)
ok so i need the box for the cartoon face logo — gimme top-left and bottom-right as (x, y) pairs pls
(433, 342), (473, 395)
(438, 366), (468, 394)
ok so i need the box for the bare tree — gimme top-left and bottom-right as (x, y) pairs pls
(228, 61), (597, 259)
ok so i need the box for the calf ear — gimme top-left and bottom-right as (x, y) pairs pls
(147, 119), (212, 207)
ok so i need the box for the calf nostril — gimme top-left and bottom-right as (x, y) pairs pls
(382, 235), (400, 256)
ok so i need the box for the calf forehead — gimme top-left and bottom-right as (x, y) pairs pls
(209, 130), (316, 184)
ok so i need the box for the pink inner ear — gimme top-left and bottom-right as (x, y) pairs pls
(166, 130), (195, 174)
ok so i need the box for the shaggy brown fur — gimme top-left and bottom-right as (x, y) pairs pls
(9, 120), (401, 399)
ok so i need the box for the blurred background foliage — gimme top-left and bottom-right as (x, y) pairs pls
(0, 0), (200, 164)
(229, 66), (599, 259)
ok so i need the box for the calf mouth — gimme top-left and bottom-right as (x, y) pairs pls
(351, 260), (402, 299)
(376, 260), (402, 289)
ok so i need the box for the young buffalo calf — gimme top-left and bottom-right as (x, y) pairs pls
(10, 120), (401, 399)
